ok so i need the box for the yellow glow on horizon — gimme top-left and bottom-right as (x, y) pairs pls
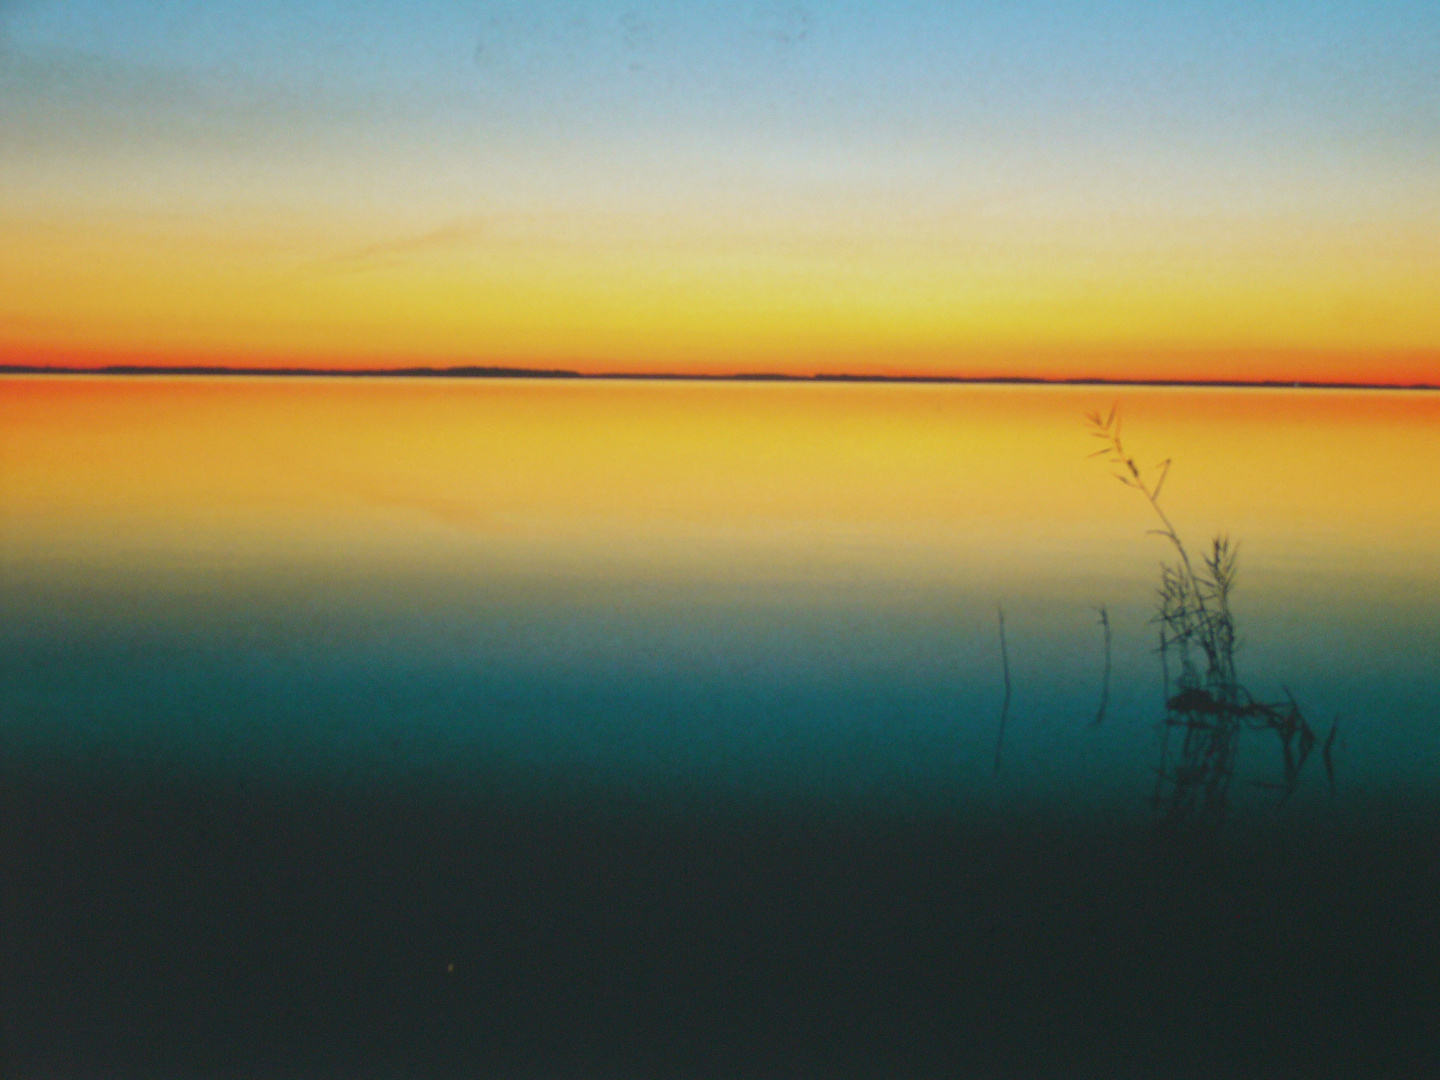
(3, 203), (1437, 383)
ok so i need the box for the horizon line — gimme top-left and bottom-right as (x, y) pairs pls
(1, 363), (1435, 392)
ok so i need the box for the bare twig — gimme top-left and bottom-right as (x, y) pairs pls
(1093, 605), (1112, 726)
(1323, 721), (1339, 799)
(993, 603), (1012, 776)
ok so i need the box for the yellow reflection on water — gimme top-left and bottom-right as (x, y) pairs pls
(2, 376), (1436, 591)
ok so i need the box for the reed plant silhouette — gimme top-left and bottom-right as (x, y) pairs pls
(1087, 406), (1335, 825)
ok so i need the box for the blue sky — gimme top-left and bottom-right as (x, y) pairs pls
(3, 1), (1437, 377)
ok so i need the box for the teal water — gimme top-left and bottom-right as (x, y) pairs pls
(2, 377), (1438, 1075)
(6, 552), (1439, 816)
(3, 380), (1438, 815)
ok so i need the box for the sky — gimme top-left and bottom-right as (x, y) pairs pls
(2, 1), (1438, 381)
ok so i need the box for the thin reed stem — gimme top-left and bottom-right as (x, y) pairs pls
(1093, 605), (1112, 726)
(993, 603), (1012, 776)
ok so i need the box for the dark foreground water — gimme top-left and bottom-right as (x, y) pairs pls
(2, 377), (1438, 1075)
(2, 772), (1438, 1078)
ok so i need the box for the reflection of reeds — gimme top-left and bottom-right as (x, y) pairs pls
(1092, 605), (1111, 726)
(1087, 407), (1336, 824)
(993, 603), (1012, 776)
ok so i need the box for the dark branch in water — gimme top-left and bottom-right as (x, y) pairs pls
(993, 604), (1012, 776)
(1093, 605), (1112, 726)
(1154, 627), (1175, 811)
(1323, 721), (1339, 799)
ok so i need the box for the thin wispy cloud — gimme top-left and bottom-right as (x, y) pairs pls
(325, 219), (488, 268)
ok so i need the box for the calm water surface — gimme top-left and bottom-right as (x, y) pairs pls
(2, 376), (1438, 1075)
(4, 376), (1436, 810)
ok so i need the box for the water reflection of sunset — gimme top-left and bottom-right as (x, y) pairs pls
(4, 377), (1436, 591)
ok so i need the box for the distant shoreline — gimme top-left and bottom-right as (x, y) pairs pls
(1, 364), (1435, 392)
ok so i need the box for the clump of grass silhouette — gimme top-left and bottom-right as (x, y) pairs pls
(1087, 406), (1336, 824)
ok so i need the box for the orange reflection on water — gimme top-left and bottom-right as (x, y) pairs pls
(2, 376), (1436, 590)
